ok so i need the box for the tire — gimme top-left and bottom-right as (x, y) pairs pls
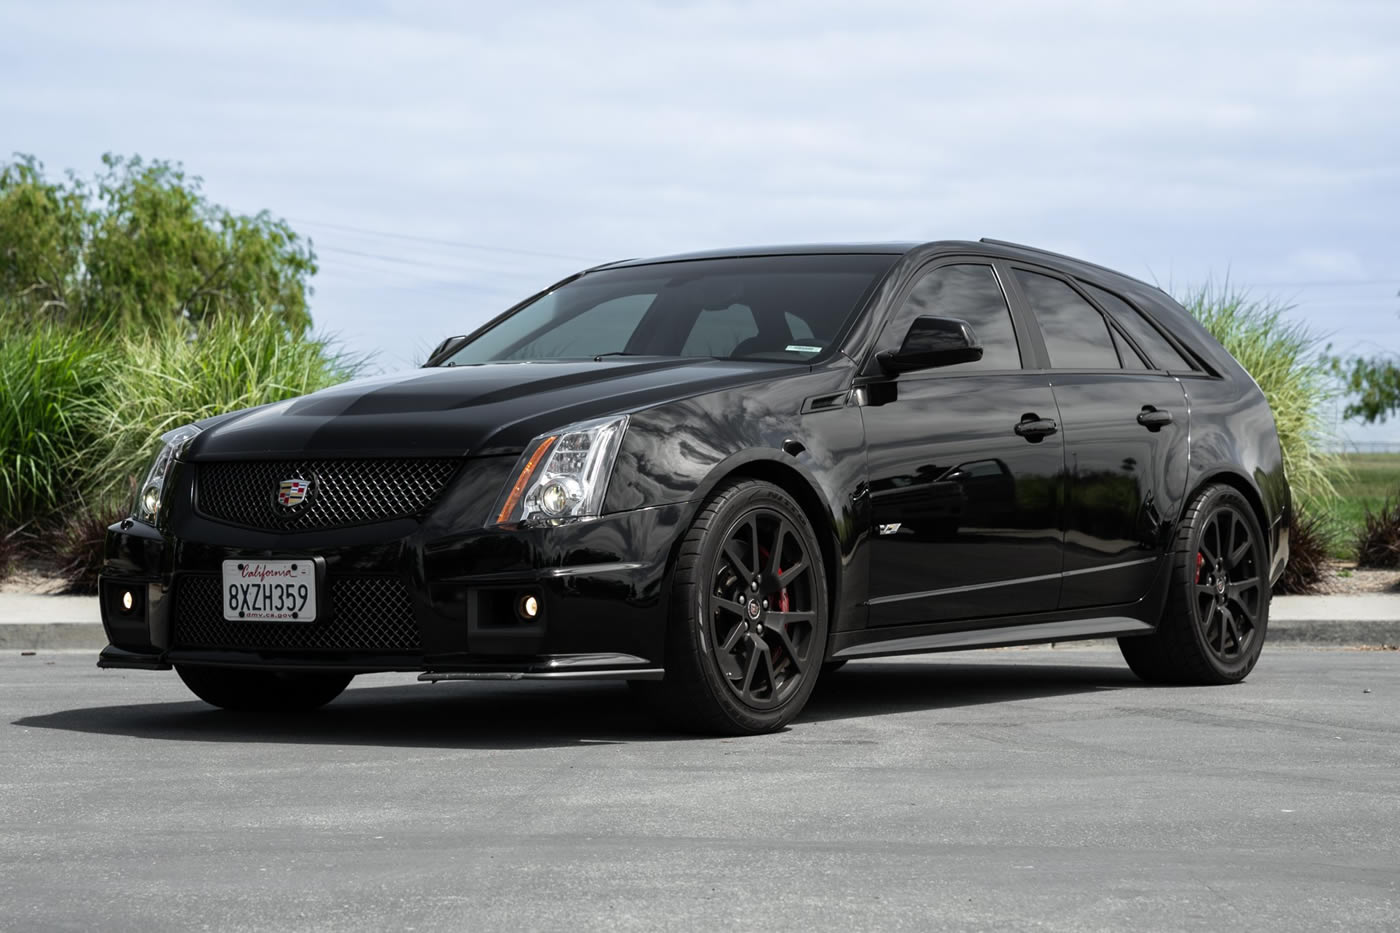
(176, 665), (353, 712)
(1119, 484), (1269, 685)
(649, 479), (829, 735)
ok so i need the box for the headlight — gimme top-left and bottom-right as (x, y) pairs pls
(490, 414), (628, 526)
(133, 424), (201, 524)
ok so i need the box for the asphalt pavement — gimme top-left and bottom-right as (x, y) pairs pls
(2, 646), (1397, 932)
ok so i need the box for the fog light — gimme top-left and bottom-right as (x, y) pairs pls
(519, 594), (540, 620)
(121, 590), (134, 612)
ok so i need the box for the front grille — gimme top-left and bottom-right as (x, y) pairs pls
(172, 575), (421, 652)
(195, 458), (460, 530)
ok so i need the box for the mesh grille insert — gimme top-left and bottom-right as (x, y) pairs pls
(195, 459), (459, 530)
(172, 575), (421, 652)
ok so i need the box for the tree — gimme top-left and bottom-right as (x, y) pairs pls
(0, 153), (316, 335)
(1326, 289), (1400, 425)
(1329, 352), (1400, 424)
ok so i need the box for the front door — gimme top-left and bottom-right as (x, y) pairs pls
(861, 261), (1065, 626)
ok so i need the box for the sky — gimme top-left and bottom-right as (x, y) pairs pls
(3, 0), (1398, 444)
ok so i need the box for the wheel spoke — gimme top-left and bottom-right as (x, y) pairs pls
(723, 540), (753, 579)
(747, 517), (761, 578)
(1226, 593), (1257, 626)
(720, 621), (746, 653)
(769, 609), (815, 625)
(1224, 613), (1242, 653)
(739, 637), (765, 700)
(775, 558), (807, 588)
(1199, 521), (1220, 565)
(1228, 536), (1252, 570)
(1228, 577), (1260, 599)
(765, 560), (807, 598)
(757, 642), (778, 696)
(765, 621), (805, 674)
(765, 520), (793, 580)
(715, 597), (745, 617)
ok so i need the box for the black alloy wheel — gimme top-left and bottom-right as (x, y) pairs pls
(1192, 504), (1264, 663)
(1119, 483), (1269, 685)
(646, 479), (829, 734)
(707, 507), (820, 710)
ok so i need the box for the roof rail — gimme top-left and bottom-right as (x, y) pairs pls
(978, 238), (1161, 292)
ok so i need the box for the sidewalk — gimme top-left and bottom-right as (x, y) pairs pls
(0, 593), (104, 649)
(1, 591), (1395, 651)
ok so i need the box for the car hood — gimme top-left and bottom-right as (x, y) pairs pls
(189, 357), (801, 460)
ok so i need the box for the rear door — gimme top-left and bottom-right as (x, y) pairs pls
(1004, 267), (1189, 609)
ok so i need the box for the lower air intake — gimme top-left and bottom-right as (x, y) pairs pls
(172, 575), (421, 652)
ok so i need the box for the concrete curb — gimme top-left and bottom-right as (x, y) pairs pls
(1267, 619), (1399, 646)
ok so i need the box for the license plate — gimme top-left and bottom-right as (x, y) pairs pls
(221, 560), (317, 622)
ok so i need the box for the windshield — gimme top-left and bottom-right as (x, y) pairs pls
(440, 254), (899, 365)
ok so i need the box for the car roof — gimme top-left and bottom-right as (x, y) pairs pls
(596, 242), (923, 269)
(594, 240), (1158, 292)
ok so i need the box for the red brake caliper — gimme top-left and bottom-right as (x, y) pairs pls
(759, 548), (791, 669)
(1195, 551), (1205, 583)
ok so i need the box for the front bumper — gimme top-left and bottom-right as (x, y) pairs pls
(98, 496), (691, 678)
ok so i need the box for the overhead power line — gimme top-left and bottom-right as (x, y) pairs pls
(1248, 278), (1399, 289)
(289, 217), (601, 263)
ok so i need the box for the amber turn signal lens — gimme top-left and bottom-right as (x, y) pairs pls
(495, 435), (558, 524)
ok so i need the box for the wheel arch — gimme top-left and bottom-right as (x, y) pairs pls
(688, 454), (844, 652)
(1185, 468), (1270, 545)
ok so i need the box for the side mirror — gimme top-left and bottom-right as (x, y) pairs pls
(425, 335), (469, 367)
(876, 316), (983, 375)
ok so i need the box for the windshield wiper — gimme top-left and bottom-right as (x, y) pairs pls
(593, 351), (645, 361)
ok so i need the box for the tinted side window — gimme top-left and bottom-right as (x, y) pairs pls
(1112, 328), (1149, 369)
(1085, 284), (1195, 371)
(1015, 270), (1119, 369)
(892, 264), (1021, 371)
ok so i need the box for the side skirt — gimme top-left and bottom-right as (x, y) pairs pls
(830, 616), (1154, 661)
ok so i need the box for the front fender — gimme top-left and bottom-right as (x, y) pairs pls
(603, 362), (871, 632)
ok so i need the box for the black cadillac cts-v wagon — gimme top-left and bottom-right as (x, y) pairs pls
(100, 238), (1290, 734)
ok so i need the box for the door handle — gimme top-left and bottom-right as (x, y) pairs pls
(1014, 414), (1058, 442)
(1137, 406), (1173, 431)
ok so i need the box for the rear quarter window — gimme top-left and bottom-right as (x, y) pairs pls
(1084, 284), (1197, 372)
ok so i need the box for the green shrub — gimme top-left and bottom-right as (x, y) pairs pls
(1273, 510), (1335, 594)
(0, 321), (112, 526)
(1179, 282), (1342, 510)
(83, 311), (358, 504)
(0, 523), (23, 580)
(1356, 499), (1400, 569)
(45, 505), (121, 594)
